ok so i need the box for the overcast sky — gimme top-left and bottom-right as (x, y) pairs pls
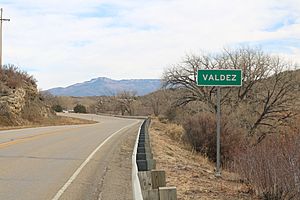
(1, 0), (300, 89)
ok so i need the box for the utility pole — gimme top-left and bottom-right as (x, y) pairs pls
(0, 8), (10, 67)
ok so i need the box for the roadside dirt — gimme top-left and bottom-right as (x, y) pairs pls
(0, 115), (96, 130)
(149, 118), (256, 200)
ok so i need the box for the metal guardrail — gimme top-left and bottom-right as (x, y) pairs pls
(132, 118), (177, 200)
(132, 121), (144, 200)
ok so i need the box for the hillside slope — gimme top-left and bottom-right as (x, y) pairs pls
(47, 77), (161, 96)
(150, 118), (256, 200)
(0, 65), (53, 126)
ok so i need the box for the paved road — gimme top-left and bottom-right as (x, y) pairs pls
(0, 114), (141, 200)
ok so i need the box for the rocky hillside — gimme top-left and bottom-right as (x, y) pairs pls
(0, 65), (53, 126)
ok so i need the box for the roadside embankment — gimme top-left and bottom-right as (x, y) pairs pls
(149, 118), (256, 200)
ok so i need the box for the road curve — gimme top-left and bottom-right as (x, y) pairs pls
(0, 114), (142, 200)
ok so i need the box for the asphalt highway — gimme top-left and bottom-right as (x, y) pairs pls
(0, 114), (141, 200)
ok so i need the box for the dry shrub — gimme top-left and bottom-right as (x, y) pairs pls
(21, 102), (43, 123)
(158, 115), (168, 124)
(164, 106), (177, 121)
(232, 134), (300, 199)
(165, 123), (184, 141)
(182, 113), (241, 162)
(0, 64), (36, 89)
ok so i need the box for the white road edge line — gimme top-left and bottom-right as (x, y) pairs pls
(51, 121), (140, 200)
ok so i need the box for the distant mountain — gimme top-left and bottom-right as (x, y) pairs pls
(47, 77), (162, 96)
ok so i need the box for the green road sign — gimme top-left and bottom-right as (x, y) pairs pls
(196, 69), (242, 176)
(197, 69), (242, 86)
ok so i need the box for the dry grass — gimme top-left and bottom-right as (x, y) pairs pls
(0, 116), (96, 131)
(150, 118), (256, 200)
(164, 122), (184, 141)
(38, 116), (96, 126)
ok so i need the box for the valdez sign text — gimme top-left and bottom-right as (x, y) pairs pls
(197, 69), (242, 86)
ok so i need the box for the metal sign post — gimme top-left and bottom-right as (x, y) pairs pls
(216, 87), (221, 177)
(197, 69), (242, 177)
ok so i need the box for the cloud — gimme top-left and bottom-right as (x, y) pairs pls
(1, 0), (300, 89)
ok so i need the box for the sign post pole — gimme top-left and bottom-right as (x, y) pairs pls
(216, 87), (221, 177)
(197, 69), (242, 178)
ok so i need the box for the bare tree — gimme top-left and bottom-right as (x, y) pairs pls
(147, 89), (168, 116)
(115, 91), (137, 116)
(163, 47), (298, 142)
(246, 65), (298, 142)
(95, 97), (106, 113)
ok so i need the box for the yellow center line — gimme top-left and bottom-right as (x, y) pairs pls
(0, 124), (97, 149)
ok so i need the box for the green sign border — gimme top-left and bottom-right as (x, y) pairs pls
(197, 69), (242, 87)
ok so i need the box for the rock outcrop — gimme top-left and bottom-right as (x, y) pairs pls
(0, 65), (53, 126)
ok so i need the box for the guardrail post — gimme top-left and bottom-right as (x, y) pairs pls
(151, 170), (166, 189)
(147, 159), (156, 170)
(159, 187), (177, 200)
(138, 171), (152, 190)
(142, 189), (159, 200)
